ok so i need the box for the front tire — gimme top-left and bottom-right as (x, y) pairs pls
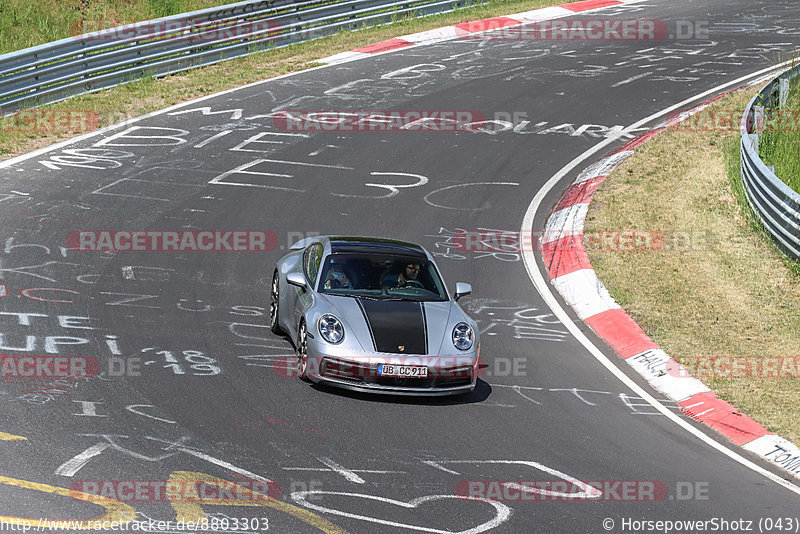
(297, 320), (310, 381)
(270, 270), (283, 335)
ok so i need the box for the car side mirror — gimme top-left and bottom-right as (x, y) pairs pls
(287, 272), (308, 290)
(454, 282), (471, 301)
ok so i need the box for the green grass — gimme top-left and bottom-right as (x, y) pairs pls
(724, 102), (800, 277)
(586, 88), (800, 444)
(720, 105), (800, 277)
(759, 79), (800, 194)
(0, 0), (225, 54)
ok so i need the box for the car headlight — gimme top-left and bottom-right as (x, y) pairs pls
(452, 322), (474, 351)
(319, 314), (344, 344)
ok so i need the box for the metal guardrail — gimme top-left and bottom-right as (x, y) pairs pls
(0, 0), (480, 113)
(740, 64), (800, 260)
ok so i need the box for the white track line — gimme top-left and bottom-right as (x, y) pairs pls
(316, 456), (366, 484)
(179, 447), (275, 483)
(521, 58), (800, 496)
(55, 443), (110, 476)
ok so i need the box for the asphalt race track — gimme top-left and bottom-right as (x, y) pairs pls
(1, 0), (799, 532)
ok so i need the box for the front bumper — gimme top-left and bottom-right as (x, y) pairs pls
(305, 339), (478, 396)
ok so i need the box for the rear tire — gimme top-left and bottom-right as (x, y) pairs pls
(270, 270), (283, 335)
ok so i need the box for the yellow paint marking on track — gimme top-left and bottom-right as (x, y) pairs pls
(0, 475), (136, 529)
(168, 471), (348, 534)
(0, 432), (26, 441)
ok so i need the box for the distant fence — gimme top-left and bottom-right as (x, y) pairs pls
(0, 0), (481, 113)
(740, 64), (800, 259)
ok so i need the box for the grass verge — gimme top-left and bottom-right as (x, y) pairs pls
(0, 0), (225, 54)
(0, 0), (578, 160)
(759, 79), (800, 194)
(585, 88), (800, 445)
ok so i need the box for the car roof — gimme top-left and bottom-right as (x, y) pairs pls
(327, 236), (427, 259)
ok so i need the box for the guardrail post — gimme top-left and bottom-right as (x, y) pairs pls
(753, 105), (765, 133)
(746, 133), (759, 153)
(779, 78), (790, 108)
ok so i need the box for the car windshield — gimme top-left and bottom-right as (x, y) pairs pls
(318, 253), (448, 301)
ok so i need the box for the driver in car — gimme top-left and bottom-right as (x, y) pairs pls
(382, 263), (422, 289)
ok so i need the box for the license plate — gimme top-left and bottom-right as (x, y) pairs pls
(377, 364), (428, 378)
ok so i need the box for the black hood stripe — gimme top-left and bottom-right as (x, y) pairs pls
(356, 299), (427, 355)
(421, 303), (428, 354)
(355, 299), (377, 350)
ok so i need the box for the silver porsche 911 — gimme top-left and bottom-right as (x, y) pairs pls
(269, 236), (479, 396)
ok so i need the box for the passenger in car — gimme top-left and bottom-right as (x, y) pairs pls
(324, 262), (353, 289)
